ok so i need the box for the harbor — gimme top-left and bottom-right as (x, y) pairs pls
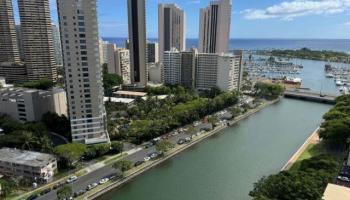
(324, 64), (350, 94)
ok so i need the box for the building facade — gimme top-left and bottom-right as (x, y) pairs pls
(0, 148), (57, 183)
(195, 53), (218, 90)
(163, 48), (181, 85)
(52, 23), (63, 66)
(115, 48), (131, 84)
(147, 42), (159, 64)
(57, 0), (109, 144)
(18, 0), (57, 82)
(127, 0), (147, 86)
(158, 4), (186, 62)
(217, 51), (243, 91)
(0, 87), (67, 122)
(180, 49), (197, 88)
(0, 0), (20, 63)
(0, 62), (27, 83)
(198, 0), (231, 53)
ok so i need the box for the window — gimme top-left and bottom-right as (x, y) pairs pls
(78, 16), (84, 20)
(78, 22), (85, 26)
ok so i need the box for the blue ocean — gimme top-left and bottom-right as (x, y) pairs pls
(103, 38), (350, 52)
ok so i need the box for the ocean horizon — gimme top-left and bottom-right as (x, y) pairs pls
(103, 37), (350, 53)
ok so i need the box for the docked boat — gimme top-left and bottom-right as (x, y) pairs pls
(326, 73), (334, 78)
(336, 80), (344, 86)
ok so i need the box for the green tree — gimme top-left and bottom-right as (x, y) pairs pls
(110, 141), (124, 154)
(0, 179), (16, 198)
(113, 160), (133, 175)
(103, 73), (123, 96)
(41, 112), (71, 140)
(254, 82), (284, 99)
(57, 185), (73, 200)
(54, 143), (86, 168)
(155, 140), (174, 155)
(21, 79), (55, 90)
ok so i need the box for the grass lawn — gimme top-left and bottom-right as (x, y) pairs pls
(290, 141), (346, 171)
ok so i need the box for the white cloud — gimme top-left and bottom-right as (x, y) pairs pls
(243, 0), (350, 20)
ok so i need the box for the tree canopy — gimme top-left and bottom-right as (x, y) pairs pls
(57, 185), (73, 200)
(320, 95), (350, 148)
(254, 82), (284, 99)
(54, 143), (86, 168)
(20, 78), (55, 90)
(250, 155), (338, 200)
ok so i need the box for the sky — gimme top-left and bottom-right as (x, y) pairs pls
(11, 0), (350, 39)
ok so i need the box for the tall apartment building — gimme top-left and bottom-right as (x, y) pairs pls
(115, 48), (131, 84)
(163, 48), (181, 85)
(52, 23), (63, 66)
(196, 53), (218, 90)
(196, 52), (243, 92)
(217, 51), (244, 91)
(127, 0), (147, 86)
(0, 0), (20, 63)
(181, 49), (197, 88)
(18, 0), (57, 82)
(57, 0), (109, 144)
(15, 25), (25, 61)
(147, 42), (159, 63)
(104, 43), (117, 73)
(158, 4), (185, 62)
(0, 62), (27, 83)
(198, 0), (231, 53)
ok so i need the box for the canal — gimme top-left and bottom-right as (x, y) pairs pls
(99, 99), (331, 200)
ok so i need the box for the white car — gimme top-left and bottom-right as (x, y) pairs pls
(144, 156), (151, 162)
(87, 182), (98, 190)
(66, 175), (78, 183)
(337, 176), (350, 182)
(99, 178), (109, 185)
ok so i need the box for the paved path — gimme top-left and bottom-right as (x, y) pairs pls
(281, 127), (320, 171)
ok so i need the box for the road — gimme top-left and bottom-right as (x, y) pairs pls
(35, 130), (193, 200)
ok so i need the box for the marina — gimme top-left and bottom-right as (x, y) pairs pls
(324, 64), (350, 94)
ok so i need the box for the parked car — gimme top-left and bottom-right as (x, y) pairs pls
(337, 176), (350, 183)
(66, 175), (77, 183)
(185, 137), (191, 142)
(144, 142), (153, 149)
(99, 178), (109, 185)
(177, 139), (186, 145)
(144, 156), (151, 162)
(134, 160), (144, 167)
(27, 194), (39, 200)
(149, 152), (159, 159)
(87, 182), (98, 190)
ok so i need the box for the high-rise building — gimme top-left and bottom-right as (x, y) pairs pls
(127, 0), (147, 86)
(158, 4), (185, 62)
(147, 42), (159, 63)
(51, 23), (63, 66)
(15, 25), (25, 61)
(195, 53), (218, 90)
(163, 48), (181, 85)
(105, 43), (117, 73)
(57, 0), (109, 144)
(18, 0), (57, 81)
(198, 0), (231, 53)
(0, 0), (20, 63)
(115, 48), (131, 84)
(216, 51), (243, 91)
(181, 49), (197, 88)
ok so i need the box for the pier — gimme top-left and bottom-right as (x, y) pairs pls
(284, 90), (337, 104)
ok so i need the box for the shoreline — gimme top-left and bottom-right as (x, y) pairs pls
(86, 98), (281, 200)
(280, 127), (320, 171)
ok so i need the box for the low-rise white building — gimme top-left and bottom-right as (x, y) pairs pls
(0, 148), (57, 183)
(0, 87), (67, 122)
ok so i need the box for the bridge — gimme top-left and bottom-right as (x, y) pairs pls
(284, 90), (338, 104)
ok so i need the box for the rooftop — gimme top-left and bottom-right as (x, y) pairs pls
(0, 148), (56, 167)
(114, 90), (147, 97)
(323, 184), (350, 200)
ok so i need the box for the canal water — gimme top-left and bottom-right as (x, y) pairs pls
(99, 99), (331, 200)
